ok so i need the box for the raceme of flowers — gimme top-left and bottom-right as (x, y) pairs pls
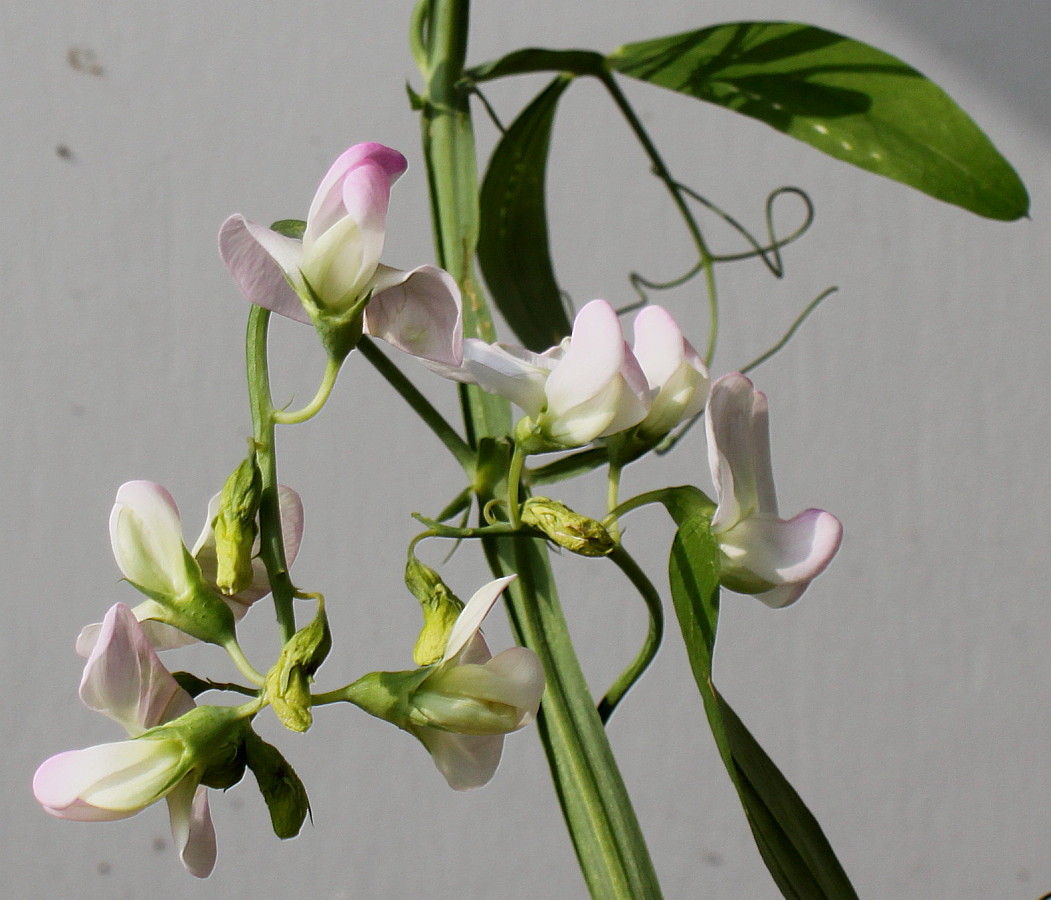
(34, 139), (842, 879)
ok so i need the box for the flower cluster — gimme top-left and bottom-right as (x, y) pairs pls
(428, 296), (841, 605)
(34, 139), (842, 882)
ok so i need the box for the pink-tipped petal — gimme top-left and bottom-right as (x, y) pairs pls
(365, 265), (464, 366)
(418, 730), (504, 791)
(167, 779), (217, 878)
(729, 509), (842, 585)
(339, 160), (391, 268)
(219, 216), (308, 323)
(443, 575), (517, 661)
(306, 144), (407, 240)
(633, 306), (709, 435)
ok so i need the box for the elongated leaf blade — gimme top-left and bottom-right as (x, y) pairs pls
(660, 486), (858, 899)
(468, 48), (606, 83)
(479, 77), (573, 351)
(610, 22), (1028, 220)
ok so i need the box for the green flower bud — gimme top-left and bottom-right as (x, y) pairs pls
(265, 599), (331, 733)
(405, 556), (464, 666)
(520, 497), (615, 557)
(213, 449), (263, 596)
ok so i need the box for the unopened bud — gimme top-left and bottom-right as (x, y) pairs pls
(405, 556), (463, 666)
(265, 599), (331, 733)
(213, 449), (263, 595)
(521, 497), (615, 557)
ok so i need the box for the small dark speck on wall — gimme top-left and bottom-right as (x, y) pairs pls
(152, 836), (167, 853)
(67, 46), (104, 77)
(55, 144), (74, 161)
(96, 861), (111, 876)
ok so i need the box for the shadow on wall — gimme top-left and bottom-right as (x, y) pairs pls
(860, 0), (1051, 134)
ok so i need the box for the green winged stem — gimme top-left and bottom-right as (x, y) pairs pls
(417, 2), (663, 895)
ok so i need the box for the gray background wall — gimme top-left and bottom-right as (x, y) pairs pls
(3, 1), (1049, 897)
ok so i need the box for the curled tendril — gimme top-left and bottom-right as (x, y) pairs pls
(623, 182), (816, 317)
(690, 184), (815, 276)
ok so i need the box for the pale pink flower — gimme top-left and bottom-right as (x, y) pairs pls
(631, 305), (709, 439)
(34, 604), (218, 877)
(706, 373), (842, 608)
(219, 142), (462, 366)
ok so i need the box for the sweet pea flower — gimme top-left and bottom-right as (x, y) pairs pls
(631, 305), (709, 440)
(452, 300), (650, 451)
(219, 142), (463, 366)
(706, 373), (842, 608)
(77, 481), (304, 655)
(34, 604), (225, 877)
(349, 576), (545, 790)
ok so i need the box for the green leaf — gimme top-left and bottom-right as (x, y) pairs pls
(658, 486), (858, 899)
(478, 77), (574, 352)
(610, 22), (1028, 220)
(468, 48), (607, 83)
(270, 218), (306, 239)
(244, 729), (311, 839)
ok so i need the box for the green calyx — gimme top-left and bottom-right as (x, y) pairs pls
(140, 704), (252, 790)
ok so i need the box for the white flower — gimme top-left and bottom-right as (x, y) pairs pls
(77, 481), (304, 654)
(407, 576), (545, 790)
(706, 373), (843, 608)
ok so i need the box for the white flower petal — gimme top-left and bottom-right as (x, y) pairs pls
(167, 778), (217, 878)
(461, 341), (553, 417)
(79, 604), (193, 736)
(544, 300), (625, 423)
(110, 482), (193, 598)
(34, 740), (184, 820)
(416, 729), (504, 791)
(443, 575), (516, 662)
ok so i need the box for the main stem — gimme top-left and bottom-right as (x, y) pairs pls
(418, 2), (662, 896)
(246, 307), (298, 644)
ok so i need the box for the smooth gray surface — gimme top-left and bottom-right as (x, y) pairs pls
(3, 2), (1049, 897)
